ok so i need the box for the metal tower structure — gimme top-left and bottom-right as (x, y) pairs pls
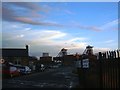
(57, 48), (67, 57)
(83, 45), (93, 55)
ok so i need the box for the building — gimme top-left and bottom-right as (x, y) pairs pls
(42, 53), (49, 57)
(62, 54), (80, 66)
(29, 56), (38, 71)
(53, 54), (80, 66)
(39, 56), (53, 68)
(0, 45), (29, 66)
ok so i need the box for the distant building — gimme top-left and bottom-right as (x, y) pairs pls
(53, 53), (81, 66)
(29, 56), (38, 70)
(39, 56), (52, 68)
(0, 45), (29, 66)
(62, 54), (79, 66)
(42, 53), (49, 57)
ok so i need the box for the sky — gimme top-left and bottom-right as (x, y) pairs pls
(1, 2), (118, 57)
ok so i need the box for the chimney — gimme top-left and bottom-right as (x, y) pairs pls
(26, 45), (28, 50)
(26, 45), (29, 56)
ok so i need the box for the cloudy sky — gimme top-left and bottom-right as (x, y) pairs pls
(2, 2), (118, 57)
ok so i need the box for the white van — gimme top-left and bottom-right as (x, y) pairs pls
(13, 65), (31, 75)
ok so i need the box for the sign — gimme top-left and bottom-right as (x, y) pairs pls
(82, 59), (89, 68)
(75, 59), (89, 68)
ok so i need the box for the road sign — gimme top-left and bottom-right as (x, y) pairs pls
(75, 59), (89, 68)
(82, 59), (89, 68)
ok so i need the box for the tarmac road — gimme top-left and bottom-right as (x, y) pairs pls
(2, 66), (79, 89)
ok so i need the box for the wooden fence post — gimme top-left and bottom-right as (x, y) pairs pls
(99, 52), (103, 88)
(114, 51), (116, 59)
(107, 51), (109, 59)
(109, 51), (112, 59)
(111, 51), (114, 59)
(117, 50), (119, 58)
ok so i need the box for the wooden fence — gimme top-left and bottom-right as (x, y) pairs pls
(99, 50), (120, 88)
(77, 49), (120, 88)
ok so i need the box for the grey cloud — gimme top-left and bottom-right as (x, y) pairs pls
(9, 2), (49, 13)
(13, 17), (63, 27)
(2, 7), (16, 22)
(2, 2), (101, 31)
(2, 4), (63, 27)
(73, 24), (102, 32)
(4, 2), (41, 11)
(63, 24), (101, 32)
(67, 21), (102, 31)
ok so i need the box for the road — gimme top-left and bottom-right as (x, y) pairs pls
(2, 66), (79, 89)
